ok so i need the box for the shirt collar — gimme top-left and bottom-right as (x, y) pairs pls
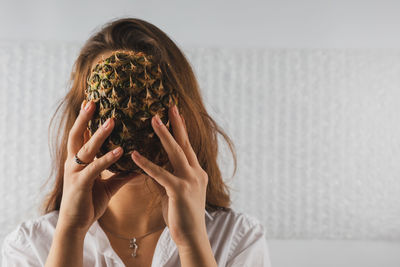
(86, 208), (214, 264)
(205, 209), (214, 221)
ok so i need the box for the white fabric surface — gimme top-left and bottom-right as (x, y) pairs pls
(1, 208), (271, 267)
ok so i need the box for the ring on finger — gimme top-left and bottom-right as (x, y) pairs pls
(74, 153), (91, 166)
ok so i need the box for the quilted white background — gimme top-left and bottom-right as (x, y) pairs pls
(1, 41), (400, 252)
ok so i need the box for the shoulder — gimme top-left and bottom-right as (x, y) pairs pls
(3, 210), (59, 243)
(208, 207), (264, 229)
(7, 210), (59, 239)
(206, 208), (271, 266)
(1, 210), (59, 265)
(207, 207), (267, 240)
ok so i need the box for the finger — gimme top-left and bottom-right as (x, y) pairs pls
(81, 146), (124, 183)
(83, 128), (90, 144)
(169, 105), (199, 168)
(67, 100), (95, 157)
(131, 151), (178, 190)
(181, 114), (186, 132)
(72, 117), (115, 171)
(151, 113), (191, 173)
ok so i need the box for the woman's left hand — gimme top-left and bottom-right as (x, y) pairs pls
(130, 104), (209, 248)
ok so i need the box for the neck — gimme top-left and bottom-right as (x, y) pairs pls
(98, 170), (166, 238)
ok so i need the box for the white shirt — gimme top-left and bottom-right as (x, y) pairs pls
(2, 208), (271, 266)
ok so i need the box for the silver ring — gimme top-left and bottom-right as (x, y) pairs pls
(74, 153), (90, 166)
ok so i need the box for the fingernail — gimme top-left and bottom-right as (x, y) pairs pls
(81, 100), (87, 110)
(103, 118), (111, 129)
(154, 114), (163, 126)
(84, 101), (92, 111)
(112, 147), (122, 156)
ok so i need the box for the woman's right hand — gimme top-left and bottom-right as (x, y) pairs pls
(58, 99), (138, 233)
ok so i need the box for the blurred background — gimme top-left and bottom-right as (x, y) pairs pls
(1, 0), (400, 266)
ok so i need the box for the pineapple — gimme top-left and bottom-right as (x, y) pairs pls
(85, 50), (179, 174)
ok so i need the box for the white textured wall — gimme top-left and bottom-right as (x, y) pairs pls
(1, 41), (400, 246)
(210, 49), (400, 240)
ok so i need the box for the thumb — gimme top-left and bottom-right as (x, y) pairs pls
(104, 172), (141, 197)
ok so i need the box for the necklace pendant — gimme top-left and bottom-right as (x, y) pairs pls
(129, 237), (138, 258)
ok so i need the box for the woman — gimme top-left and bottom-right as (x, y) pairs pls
(1, 17), (271, 266)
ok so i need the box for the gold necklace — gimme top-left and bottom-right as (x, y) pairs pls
(100, 222), (166, 258)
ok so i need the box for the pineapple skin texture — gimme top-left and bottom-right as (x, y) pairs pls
(85, 50), (179, 174)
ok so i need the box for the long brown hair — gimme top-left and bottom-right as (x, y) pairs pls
(39, 17), (237, 216)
